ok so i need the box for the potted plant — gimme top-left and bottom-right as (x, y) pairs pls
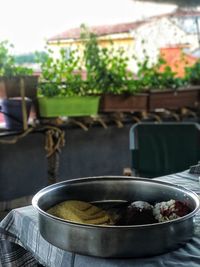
(0, 40), (38, 100)
(80, 28), (148, 113)
(0, 41), (38, 130)
(148, 86), (199, 111)
(37, 47), (100, 118)
(136, 56), (200, 110)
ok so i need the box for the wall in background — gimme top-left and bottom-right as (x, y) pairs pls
(0, 124), (132, 201)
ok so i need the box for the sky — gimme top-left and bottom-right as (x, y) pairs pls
(0, 0), (177, 55)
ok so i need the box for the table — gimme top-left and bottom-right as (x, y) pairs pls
(1, 170), (200, 267)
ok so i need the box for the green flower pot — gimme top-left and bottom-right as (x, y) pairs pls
(37, 96), (100, 117)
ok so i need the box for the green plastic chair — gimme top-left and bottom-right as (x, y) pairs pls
(129, 122), (200, 178)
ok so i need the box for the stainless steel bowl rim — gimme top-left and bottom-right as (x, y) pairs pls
(32, 176), (200, 229)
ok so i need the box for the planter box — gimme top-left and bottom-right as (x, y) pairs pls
(99, 94), (148, 112)
(149, 87), (200, 110)
(37, 96), (100, 117)
(0, 76), (39, 100)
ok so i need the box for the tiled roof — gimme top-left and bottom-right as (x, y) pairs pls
(48, 9), (200, 42)
(48, 21), (145, 42)
(168, 9), (200, 18)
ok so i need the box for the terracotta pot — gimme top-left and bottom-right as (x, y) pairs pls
(0, 76), (39, 100)
(148, 87), (200, 110)
(99, 94), (148, 112)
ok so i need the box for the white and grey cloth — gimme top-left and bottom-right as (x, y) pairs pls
(0, 170), (200, 267)
(189, 162), (200, 175)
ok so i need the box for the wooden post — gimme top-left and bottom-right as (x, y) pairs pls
(20, 77), (28, 131)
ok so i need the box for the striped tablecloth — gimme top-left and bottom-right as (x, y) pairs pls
(1, 170), (200, 267)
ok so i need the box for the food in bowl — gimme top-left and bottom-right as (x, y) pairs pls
(48, 200), (114, 225)
(47, 199), (191, 226)
(153, 199), (191, 222)
(115, 201), (157, 225)
(33, 177), (199, 258)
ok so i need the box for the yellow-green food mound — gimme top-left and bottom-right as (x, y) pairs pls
(48, 200), (114, 225)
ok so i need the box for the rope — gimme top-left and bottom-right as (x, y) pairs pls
(0, 125), (65, 149)
(44, 126), (65, 157)
(0, 127), (34, 144)
(0, 125), (65, 185)
(43, 126), (65, 184)
(94, 116), (108, 129)
(132, 116), (141, 123)
(168, 111), (180, 121)
(112, 112), (124, 128)
(69, 119), (88, 131)
(47, 151), (60, 185)
(149, 113), (162, 122)
(181, 108), (197, 118)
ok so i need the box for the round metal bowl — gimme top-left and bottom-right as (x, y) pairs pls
(32, 176), (200, 258)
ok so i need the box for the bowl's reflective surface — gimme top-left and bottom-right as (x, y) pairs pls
(32, 176), (200, 258)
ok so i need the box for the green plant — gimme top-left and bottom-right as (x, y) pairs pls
(38, 47), (85, 97)
(39, 27), (189, 98)
(81, 26), (186, 95)
(0, 40), (33, 77)
(81, 26), (137, 95)
(136, 56), (185, 91)
(184, 60), (200, 85)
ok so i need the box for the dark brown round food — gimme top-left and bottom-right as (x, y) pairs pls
(116, 201), (157, 225)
